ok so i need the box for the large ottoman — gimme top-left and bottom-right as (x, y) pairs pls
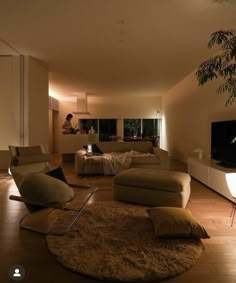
(112, 168), (191, 208)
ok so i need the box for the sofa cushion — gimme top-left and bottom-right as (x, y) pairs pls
(97, 141), (153, 154)
(114, 168), (191, 192)
(16, 145), (42, 156)
(12, 153), (51, 166)
(131, 155), (160, 166)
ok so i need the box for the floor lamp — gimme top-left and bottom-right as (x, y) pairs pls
(225, 173), (236, 227)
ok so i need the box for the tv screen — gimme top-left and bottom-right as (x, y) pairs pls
(211, 120), (236, 168)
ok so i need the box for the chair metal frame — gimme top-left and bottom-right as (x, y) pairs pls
(8, 144), (98, 235)
(230, 197), (236, 227)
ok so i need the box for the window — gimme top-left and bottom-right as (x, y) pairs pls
(123, 118), (160, 146)
(142, 119), (160, 146)
(99, 119), (117, 141)
(79, 119), (98, 134)
(123, 119), (141, 138)
(142, 119), (158, 137)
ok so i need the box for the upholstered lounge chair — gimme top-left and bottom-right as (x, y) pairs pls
(8, 144), (97, 235)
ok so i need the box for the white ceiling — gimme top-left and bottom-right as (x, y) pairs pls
(0, 0), (235, 99)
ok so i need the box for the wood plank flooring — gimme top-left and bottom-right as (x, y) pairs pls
(0, 156), (236, 283)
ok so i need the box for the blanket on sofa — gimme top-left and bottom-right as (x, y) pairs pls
(102, 150), (154, 175)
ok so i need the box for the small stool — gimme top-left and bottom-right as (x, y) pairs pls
(112, 168), (191, 208)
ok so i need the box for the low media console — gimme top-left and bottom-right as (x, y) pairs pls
(187, 157), (235, 202)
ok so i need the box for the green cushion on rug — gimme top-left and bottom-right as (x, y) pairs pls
(147, 207), (210, 239)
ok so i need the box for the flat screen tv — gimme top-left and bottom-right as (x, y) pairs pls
(211, 120), (236, 168)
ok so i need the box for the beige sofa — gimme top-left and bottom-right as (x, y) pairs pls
(75, 141), (169, 175)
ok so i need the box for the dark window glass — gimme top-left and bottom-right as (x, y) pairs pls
(142, 119), (160, 146)
(79, 119), (98, 134)
(99, 119), (117, 141)
(123, 118), (160, 146)
(123, 119), (141, 138)
(142, 119), (158, 137)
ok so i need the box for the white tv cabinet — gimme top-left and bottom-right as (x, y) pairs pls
(187, 157), (235, 201)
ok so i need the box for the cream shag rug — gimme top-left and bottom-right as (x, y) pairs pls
(47, 201), (203, 282)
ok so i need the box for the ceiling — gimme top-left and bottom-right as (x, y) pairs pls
(0, 0), (235, 99)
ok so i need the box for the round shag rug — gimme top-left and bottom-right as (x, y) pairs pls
(47, 201), (203, 282)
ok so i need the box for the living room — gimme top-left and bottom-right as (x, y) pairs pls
(0, 1), (236, 282)
(0, 2), (236, 167)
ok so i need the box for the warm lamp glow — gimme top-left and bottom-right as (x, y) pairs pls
(87, 144), (93, 155)
(226, 173), (236, 199)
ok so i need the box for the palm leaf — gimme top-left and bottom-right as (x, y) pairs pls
(197, 29), (236, 106)
(221, 64), (236, 78)
(195, 56), (223, 85)
(221, 36), (236, 51)
(208, 30), (235, 48)
(217, 79), (236, 106)
(225, 93), (236, 107)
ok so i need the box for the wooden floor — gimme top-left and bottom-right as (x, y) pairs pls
(1, 156), (236, 283)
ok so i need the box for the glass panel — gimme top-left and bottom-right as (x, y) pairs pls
(123, 118), (160, 146)
(99, 119), (117, 141)
(142, 119), (160, 146)
(79, 119), (98, 134)
(142, 119), (158, 137)
(123, 119), (142, 140)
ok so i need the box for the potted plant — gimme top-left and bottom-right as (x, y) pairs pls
(196, 29), (236, 106)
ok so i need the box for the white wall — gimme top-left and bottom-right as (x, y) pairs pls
(88, 95), (162, 118)
(59, 95), (161, 120)
(48, 109), (53, 152)
(0, 56), (49, 169)
(23, 56), (49, 146)
(49, 108), (60, 153)
(162, 70), (236, 163)
(0, 56), (21, 149)
(0, 56), (21, 168)
(58, 95), (162, 138)
(57, 95), (162, 150)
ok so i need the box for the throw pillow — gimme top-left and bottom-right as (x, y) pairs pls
(46, 166), (68, 184)
(12, 153), (50, 166)
(147, 207), (210, 239)
(16, 145), (42, 156)
(19, 172), (74, 208)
